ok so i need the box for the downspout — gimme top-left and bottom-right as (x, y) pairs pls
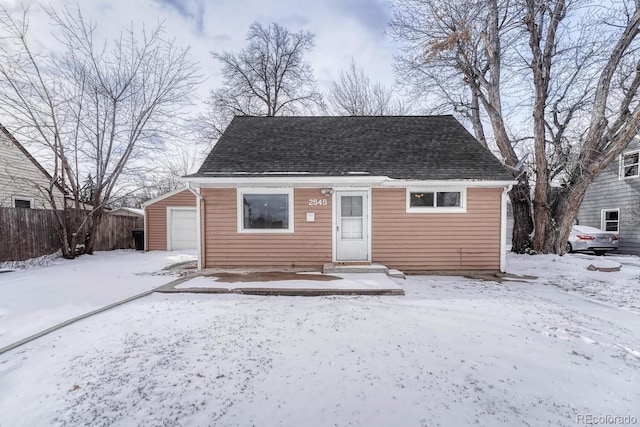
(500, 184), (513, 273)
(143, 206), (148, 251)
(186, 182), (203, 270)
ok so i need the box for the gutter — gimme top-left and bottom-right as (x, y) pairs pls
(185, 183), (203, 270)
(182, 175), (518, 188)
(500, 184), (514, 273)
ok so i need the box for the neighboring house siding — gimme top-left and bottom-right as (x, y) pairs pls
(578, 143), (640, 255)
(202, 188), (332, 268)
(145, 190), (196, 251)
(0, 128), (64, 209)
(372, 187), (502, 271)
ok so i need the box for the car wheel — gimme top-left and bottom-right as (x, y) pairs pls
(594, 250), (606, 256)
(565, 242), (573, 253)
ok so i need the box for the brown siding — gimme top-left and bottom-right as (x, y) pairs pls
(203, 188), (332, 268)
(372, 187), (502, 271)
(145, 190), (196, 251)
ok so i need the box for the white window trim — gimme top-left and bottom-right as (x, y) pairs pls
(237, 188), (294, 233)
(12, 195), (34, 208)
(600, 208), (620, 234)
(405, 187), (467, 213)
(619, 150), (640, 180)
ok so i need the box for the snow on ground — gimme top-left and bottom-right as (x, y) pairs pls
(0, 252), (638, 426)
(509, 252), (640, 314)
(0, 250), (195, 348)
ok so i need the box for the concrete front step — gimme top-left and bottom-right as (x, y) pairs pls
(387, 269), (407, 279)
(323, 262), (389, 274)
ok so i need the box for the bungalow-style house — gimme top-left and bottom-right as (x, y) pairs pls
(0, 123), (65, 209)
(578, 137), (640, 255)
(146, 116), (516, 272)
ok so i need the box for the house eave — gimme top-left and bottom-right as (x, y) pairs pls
(182, 175), (517, 188)
(142, 186), (192, 207)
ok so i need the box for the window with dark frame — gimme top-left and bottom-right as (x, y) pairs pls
(622, 151), (640, 178)
(13, 198), (32, 209)
(242, 193), (289, 229)
(602, 209), (619, 232)
(410, 191), (461, 208)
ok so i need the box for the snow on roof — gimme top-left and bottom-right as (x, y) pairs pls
(110, 207), (144, 217)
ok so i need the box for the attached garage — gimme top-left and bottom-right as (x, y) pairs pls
(143, 188), (197, 251)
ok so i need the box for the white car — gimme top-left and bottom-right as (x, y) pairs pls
(566, 225), (618, 256)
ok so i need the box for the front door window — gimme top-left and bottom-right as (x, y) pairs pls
(340, 196), (363, 239)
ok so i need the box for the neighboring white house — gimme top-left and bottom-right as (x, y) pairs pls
(0, 123), (65, 209)
(109, 207), (145, 218)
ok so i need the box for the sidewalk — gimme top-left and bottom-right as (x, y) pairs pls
(156, 271), (405, 296)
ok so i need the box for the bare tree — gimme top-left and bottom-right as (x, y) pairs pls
(390, 0), (534, 252)
(390, 0), (640, 254)
(327, 59), (407, 116)
(110, 142), (204, 208)
(0, 5), (200, 258)
(203, 21), (323, 139)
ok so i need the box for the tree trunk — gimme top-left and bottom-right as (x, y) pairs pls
(469, 91), (487, 148)
(548, 177), (593, 254)
(531, 135), (551, 252)
(58, 223), (74, 259)
(84, 210), (102, 255)
(509, 179), (534, 252)
(62, 207), (77, 259)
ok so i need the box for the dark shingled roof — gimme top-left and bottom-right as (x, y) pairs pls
(192, 116), (514, 181)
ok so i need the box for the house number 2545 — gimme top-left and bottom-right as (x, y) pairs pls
(308, 199), (328, 206)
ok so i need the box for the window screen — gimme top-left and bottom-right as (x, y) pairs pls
(410, 191), (461, 208)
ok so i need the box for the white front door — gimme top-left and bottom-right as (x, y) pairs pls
(336, 191), (369, 261)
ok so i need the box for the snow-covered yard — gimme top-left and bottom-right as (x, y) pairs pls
(1, 251), (639, 426)
(0, 250), (192, 348)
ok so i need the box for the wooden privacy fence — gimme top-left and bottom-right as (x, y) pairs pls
(0, 207), (143, 262)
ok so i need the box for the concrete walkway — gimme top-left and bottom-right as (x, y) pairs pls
(156, 271), (405, 296)
(1, 271), (404, 355)
(0, 289), (155, 355)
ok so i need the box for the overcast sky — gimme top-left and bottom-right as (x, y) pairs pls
(14, 0), (400, 102)
(2, 0), (406, 177)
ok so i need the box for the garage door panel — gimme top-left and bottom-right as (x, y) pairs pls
(169, 209), (197, 250)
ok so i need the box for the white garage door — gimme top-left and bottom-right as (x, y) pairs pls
(168, 208), (197, 250)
